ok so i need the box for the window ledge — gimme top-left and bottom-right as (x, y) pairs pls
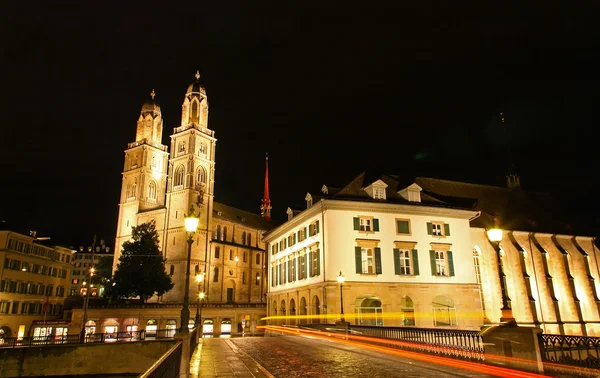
(396, 274), (417, 278)
(357, 230), (375, 235)
(360, 273), (378, 276)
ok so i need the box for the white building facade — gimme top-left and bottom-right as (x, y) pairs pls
(265, 175), (484, 330)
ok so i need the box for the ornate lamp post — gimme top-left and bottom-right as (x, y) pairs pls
(80, 244), (96, 343)
(181, 206), (200, 334)
(486, 227), (515, 324)
(195, 273), (204, 325)
(337, 271), (345, 323)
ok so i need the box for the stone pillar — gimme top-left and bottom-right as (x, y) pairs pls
(481, 324), (544, 374)
(176, 332), (191, 378)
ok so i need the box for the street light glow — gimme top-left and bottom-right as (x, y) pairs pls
(199, 292), (205, 299)
(185, 214), (199, 232)
(337, 271), (345, 283)
(196, 273), (204, 283)
(487, 228), (503, 242)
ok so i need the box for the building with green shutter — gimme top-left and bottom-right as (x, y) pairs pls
(264, 172), (484, 330)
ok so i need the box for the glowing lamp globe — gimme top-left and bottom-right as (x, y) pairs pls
(185, 215), (199, 232)
(487, 228), (503, 242)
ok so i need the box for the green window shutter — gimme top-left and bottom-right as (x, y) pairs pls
(284, 239), (287, 248)
(308, 252), (313, 277)
(375, 247), (382, 274)
(353, 217), (360, 230)
(373, 218), (380, 232)
(393, 249), (400, 275)
(305, 227), (308, 239)
(448, 251), (455, 276)
(293, 233), (296, 244)
(296, 256), (300, 279)
(316, 220), (320, 234)
(427, 222), (433, 235)
(444, 223), (451, 236)
(355, 247), (362, 274)
(397, 220), (409, 234)
(302, 255), (307, 279)
(429, 250), (437, 276)
(316, 249), (321, 276)
(297, 230), (300, 241)
(412, 249), (420, 275)
(283, 263), (287, 284)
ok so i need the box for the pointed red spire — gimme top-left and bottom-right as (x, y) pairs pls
(260, 153), (272, 221)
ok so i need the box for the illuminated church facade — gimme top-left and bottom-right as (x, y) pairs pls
(96, 72), (272, 334)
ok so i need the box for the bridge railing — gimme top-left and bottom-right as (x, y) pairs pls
(139, 340), (182, 378)
(0, 329), (181, 348)
(539, 333), (600, 369)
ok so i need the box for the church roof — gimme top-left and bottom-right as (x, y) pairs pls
(414, 177), (590, 235)
(186, 71), (206, 95)
(213, 202), (278, 231)
(141, 89), (161, 115)
(318, 171), (592, 236)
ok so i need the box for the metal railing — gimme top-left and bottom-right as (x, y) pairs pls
(139, 340), (182, 378)
(539, 334), (600, 369)
(0, 329), (181, 348)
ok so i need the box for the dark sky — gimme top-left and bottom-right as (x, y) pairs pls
(1, 2), (599, 246)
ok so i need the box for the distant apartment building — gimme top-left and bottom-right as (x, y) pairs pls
(0, 230), (75, 340)
(70, 238), (113, 297)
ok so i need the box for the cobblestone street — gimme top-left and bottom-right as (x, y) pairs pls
(228, 335), (497, 378)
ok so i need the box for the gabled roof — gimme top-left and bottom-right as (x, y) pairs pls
(213, 202), (278, 231)
(415, 177), (590, 235)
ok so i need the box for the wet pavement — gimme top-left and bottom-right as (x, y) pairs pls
(190, 334), (497, 377)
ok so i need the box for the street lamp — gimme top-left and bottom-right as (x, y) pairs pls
(80, 245), (97, 343)
(197, 292), (205, 337)
(181, 206), (200, 334)
(486, 227), (515, 324)
(195, 273), (204, 325)
(337, 271), (345, 323)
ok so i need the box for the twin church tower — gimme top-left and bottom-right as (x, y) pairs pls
(114, 72), (272, 304)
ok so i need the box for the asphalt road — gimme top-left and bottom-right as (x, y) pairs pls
(231, 334), (497, 378)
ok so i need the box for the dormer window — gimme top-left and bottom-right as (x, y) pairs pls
(398, 183), (422, 203)
(305, 193), (313, 208)
(364, 179), (388, 200)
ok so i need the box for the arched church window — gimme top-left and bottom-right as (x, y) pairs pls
(148, 181), (157, 200)
(174, 165), (185, 187)
(199, 142), (206, 155)
(151, 155), (157, 170)
(213, 267), (219, 282)
(241, 232), (246, 245)
(169, 265), (174, 276)
(222, 227), (227, 241)
(178, 141), (186, 155)
(196, 166), (206, 187)
(129, 178), (137, 198)
(190, 100), (198, 123)
(247, 233), (252, 246)
(215, 225), (221, 240)
(132, 154), (138, 168)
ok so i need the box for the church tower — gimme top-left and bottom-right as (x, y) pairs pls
(161, 71), (217, 302)
(260, 153), (272, 221)
(114, 90), (169, 265)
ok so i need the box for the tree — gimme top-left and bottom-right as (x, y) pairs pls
(110, 220), (173, 303)
(94, 255), (114, 297)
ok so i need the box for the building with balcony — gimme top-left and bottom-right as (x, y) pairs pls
(0, 230), (75, 340)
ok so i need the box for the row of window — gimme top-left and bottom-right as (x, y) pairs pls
(0, 301), (63, 316)
(271, 249), (321, 287)
(357, 247), (455, 277)
(5, 258), (68, 278)
(353, 217), (451, 238)
(168, 264), (262, 285)
(176, 140), (207, 156)
(213, 226), (253, 246)
(271, 221), (320, 255)
(0, 280), (66, 297)
(173, 164), (207, 188)
(6, 239), (70, 263)
(213, 247), (261, 264)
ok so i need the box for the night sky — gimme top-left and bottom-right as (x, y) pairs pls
(2, 2), (599, 246)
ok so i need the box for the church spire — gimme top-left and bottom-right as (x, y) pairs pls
(260, 153), (272, 221)
(502, 112), (521, 189)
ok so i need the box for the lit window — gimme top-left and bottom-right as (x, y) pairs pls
(399, 250), (411, 275)
(360, 218), (371, 232)
(361, 248), (374, 274)
(373, 187), (385, 199)
(435, 251), (447, 276)
(432, 223), (443, 236)
(433, 295), (456, 327)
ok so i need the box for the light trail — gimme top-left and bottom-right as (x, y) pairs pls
(260, 325), (551, 378)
